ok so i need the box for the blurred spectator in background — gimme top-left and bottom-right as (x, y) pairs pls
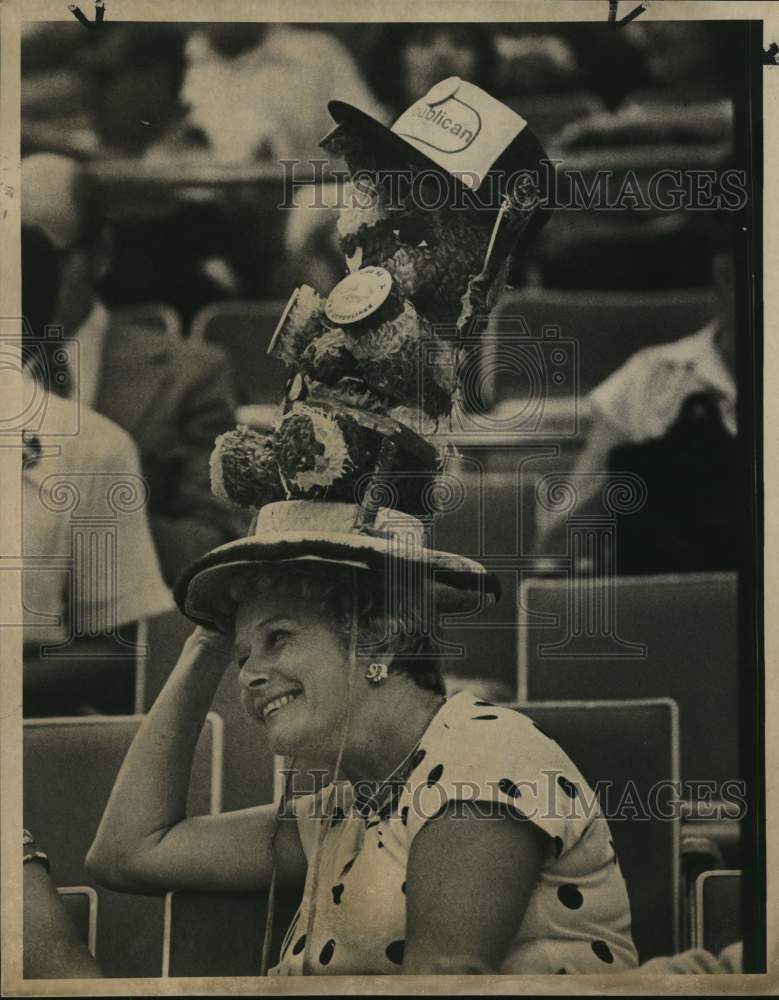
(20, 225), (173, 714)
(490, 23), (651, 110)
(83, 24), (268, 320)
(493, 31), (582, 98)
(275, 23), (501, 296)
(181, 23), (385, 164)
(81, 24), (206, 161)
(22, 154), (242, 586)
(363, 24), (496, 118)
(534, 204), (740, 574)
(22, 23), (279, 318)
(628, 21), (738, 105)
(21, 22), (103, 159)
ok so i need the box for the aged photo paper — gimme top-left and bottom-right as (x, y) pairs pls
(1, 0), (775, 994)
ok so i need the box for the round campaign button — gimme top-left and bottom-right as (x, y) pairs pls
(325, 267), (393, 326)
(424, 76), (461, 106)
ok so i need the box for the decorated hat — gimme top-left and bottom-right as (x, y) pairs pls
(174, 80), (551, 631)
(325, 76), (551, 220)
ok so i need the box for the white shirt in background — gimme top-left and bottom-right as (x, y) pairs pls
(589, 322), (737, 441)
(68, 299), (109, 410)
(181, 25), (387, 165)
(21, 373), (173, 645)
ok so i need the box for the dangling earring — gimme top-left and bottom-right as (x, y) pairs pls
(365, 663), (389, 684)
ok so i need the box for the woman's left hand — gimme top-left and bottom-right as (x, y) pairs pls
(187, 624), (235, 660)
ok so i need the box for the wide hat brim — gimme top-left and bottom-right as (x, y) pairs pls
(174, 532), (501, 632)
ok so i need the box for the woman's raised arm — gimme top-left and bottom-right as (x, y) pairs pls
(86, 627), (307, 895)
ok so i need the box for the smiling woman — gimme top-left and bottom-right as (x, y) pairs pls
(230, 565), (446, 766)
(87, 552), (638, 976)
(87, 74), (638, 977)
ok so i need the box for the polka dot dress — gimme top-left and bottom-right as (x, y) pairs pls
(268, 691), (638, 975)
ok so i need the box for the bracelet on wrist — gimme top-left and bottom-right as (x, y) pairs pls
(23, 828), (50, 872)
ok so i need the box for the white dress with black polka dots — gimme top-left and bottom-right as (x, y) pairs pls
(268, 690), (639, 976)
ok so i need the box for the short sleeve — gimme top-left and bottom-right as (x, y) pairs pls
(399, 702), (599, 867)
(590, 344), (698, 444)
(82, 417), (174, 626)
(589, 352), (650, 442)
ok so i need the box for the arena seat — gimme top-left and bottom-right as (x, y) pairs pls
(190, 300), (288, 407)
(23, 713), (223, 977)
(692, 870), (742, 954)
(515, 698), (680, 963)
(517, 572), (739, 792)
(486, 288), (715, 403)
(57, 886), (98, 955)
(112, 303), (183, 340)
(162, 888), (302, 977)
(432, 455), (572, 694)
(160, 699), (678, 972)
(430, 462), (525, 692)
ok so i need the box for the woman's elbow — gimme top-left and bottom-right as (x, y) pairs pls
(85, 842), (128, 891)
(85, 842), (157, 895)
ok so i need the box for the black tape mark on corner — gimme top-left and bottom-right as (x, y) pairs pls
(763, 43), (779, 65)
(68, 0), (105, 28)
(608, 0), (648, 28)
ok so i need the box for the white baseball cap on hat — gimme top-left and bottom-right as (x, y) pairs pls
(325, 76), (550, 209)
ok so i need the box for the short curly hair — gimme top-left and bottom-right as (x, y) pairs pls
(228, 562), (446, 696)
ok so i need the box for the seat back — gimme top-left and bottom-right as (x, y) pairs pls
(432, 464), (527, 692)
(693, 869), (742, 954)
(190, 300), (288, 405)
(488, 288), (715, 404)
(518, 572), (739, 789)
(165, 700), (679, 971)
(514, 698), (680, 963)
(112, 303), (183, 339)
(162, 888), (301, 977)
(24, 713), (222, 977)
(57, 886), (98, 955)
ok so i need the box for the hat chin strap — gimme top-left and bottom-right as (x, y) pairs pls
(260, 571), (360, 976)
(260, 764), (295, 975)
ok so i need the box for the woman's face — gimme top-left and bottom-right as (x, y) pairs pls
(233, 590), (351, 759)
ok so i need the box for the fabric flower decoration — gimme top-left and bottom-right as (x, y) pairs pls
(276, 406), (350, 494)
(352, 301), (454, 418)
(300, 328), (360, 384)
(209, 426), (284, 510)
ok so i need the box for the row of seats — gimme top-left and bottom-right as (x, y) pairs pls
(55, 870), (742, 978)
(135, 573), (739, 796)
(185, 289), (715, 412)
(24, 703), (740, 975)
(90, 141), (729, 221)
(24, 715), (221, 978)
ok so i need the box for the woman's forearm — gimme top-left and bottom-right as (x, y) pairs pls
(87, 628), (232, 879)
